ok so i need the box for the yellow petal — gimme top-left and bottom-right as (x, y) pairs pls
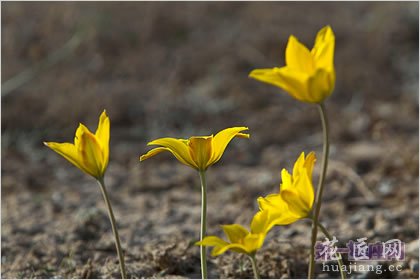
(303, 152), (316, 181)
(257, 196), (271, 211)
(294, 168), (315, 211)
(257, 194), (276, 210)
(44, 142), (90, 175)
(196, 236), (229, 247)
(280, 169), (293, 191)
(195, 235), (250, 256)
(249, 68), (283, 87)
(140, 147), (170, 161)
(279, 152), (316, 218)
(211, 246), (228, 257)
(281, 189), (309, 218)
(257, 194), (288, 212)
(257, 195), (299, 226)
(95, 110), (110, 174)
(144, 137), (197, 169)
(221, 224), (249, 243)
(78, 130), (104, 178)
(250, 67), (307, 101)
(274, 67), (315, 103)
(292, 152), (306, 179)
(311, 25), (335, 72)
(188, 136), (213, 170)
(250, 210), (270, 234)
(308, 68), (335, 103)
(268, 212), (301, 227)
(285, 35), (315, 74)
(196, 236), (230, 257)
(215, 243), (250, 256)
(74, 123), (90, 147)
(292, 152), (316, 211)
(210, 127), (249, 165)
(236, 133), (250, 139)
(242, 233), (265, 253)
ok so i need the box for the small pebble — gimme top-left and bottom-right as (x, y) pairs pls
(378, 180), (394, 196)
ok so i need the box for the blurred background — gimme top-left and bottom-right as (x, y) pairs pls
(2, 2), (418, 279)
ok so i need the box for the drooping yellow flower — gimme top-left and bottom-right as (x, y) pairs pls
(140, 127), (250, 171)
(196, 210), (269, 257)
(258, 152), (316, 230)
(249, 26), (335, 103)
(44, 110), (110, 179)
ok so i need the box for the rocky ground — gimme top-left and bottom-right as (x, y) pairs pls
(2, 2), (419, 279)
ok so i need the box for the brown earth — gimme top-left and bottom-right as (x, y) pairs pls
(1, 2), (419, 279)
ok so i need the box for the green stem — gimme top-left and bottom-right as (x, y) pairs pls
(249, 254), (260, 279)
(198, 171), (208, 279)
(97, 178), (127, 279)
(316, 222), (346, 279)
(308, 103), (330, 279)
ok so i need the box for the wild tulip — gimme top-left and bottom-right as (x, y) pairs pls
(197, 210), (271, 278)
(257, 152), (345, 279)
(44, 110), (110, 179)
(249, 25), (335, 104)
(44, 110), (126, 279)
(140, 127), (250, 171)
(257, 152), (316, 230)
(249, 26), (337, 278)
(140, 127), (250, 279)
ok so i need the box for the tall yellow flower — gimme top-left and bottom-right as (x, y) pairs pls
(44, 110), (110, 179)
(140, 126), (249, 279)
(139, 127), (250, 171)
(249, 26), (335, 103)
(258, 152), (316, 230)
(44, 110), (127, 278)
(196, 210), (269, 257)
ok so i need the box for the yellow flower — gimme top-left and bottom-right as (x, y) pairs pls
(249, 26), (335, 103)
(258, 152), (316, 230)
(44, 110), (110, 179)
(140, 127), (250, 171)
(196, 210), (269, 256)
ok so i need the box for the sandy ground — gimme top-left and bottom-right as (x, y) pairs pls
(2, 2), (419, 279)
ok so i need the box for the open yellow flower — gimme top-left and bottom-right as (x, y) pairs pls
(196, 210), (269, 257)
(249, 26), (335, 103)
(44, 110), (110, 179)
(258, 152), (316, 230)
(141, 127), (250, 278)
(44, 111), (127, 278)
(139, 127), (250, 171)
